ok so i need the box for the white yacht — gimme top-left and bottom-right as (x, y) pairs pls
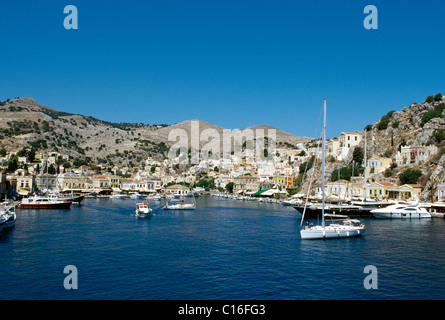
(371, 203), (431, 219)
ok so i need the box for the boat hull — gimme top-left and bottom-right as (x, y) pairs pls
(163, 205), (196, 210)
(19, 202), (72, 209)
(293, 204), (372, 218)
(3, 214), (16, 228)
(300, 226), (365, 240)
(135, 210), (152, 217)
(372, 212), (431, 219)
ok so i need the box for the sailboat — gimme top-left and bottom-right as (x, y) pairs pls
(300, 100), (366, 240)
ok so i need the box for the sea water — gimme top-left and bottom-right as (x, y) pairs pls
(1, 196), (444, 300)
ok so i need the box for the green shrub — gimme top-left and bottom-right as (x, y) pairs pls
(421, 103), (445, 127)
(425, 95), (434, 103)
(391, 121), (400, 128)
(377, 111), (395, 130)
(399, 168), (422, 184)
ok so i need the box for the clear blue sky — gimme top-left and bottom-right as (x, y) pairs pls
(1, 0), (444, 138)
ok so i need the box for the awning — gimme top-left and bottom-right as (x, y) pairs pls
(253, 190), (265, 196)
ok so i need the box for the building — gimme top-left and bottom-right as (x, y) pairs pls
(272, 175), (296, 189)
(395, 145), (438, 166)
(16, 175), (35, 196)
(165, 184), (189, 195)
(438, 184), (445, 201)
(338, 131), (363, 159)
(366, 157), (392, 176)
(387, 184), (423, 201)
(233, 175), (259, 194)
(91, 175), (111, 191)
(57, 172), (85, 191)
(327, 138), (339, 158)
(367, 182), (396, 199)
(35, 174), (58, 192)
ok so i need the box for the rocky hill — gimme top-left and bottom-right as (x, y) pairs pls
(0, 97), (311, 165)
(298, 93), (445, 201)
(364, 94), (445, 201)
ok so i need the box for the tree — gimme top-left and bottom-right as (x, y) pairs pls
(364, 124), (373, 132)
(399, 168), (422, 185)
(352, 146), (364, 165)
(434, 93), (442, 101)
(6, 155), (18, 173)
(425, 95), (434, 103)
(331, 167), (352, 182)
(225, 182), (234, 193)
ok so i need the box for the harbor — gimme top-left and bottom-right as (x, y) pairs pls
(1, 195), (445, 300)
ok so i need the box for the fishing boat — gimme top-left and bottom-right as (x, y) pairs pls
(371, 202), (431, 219)
(135, 202), (153, 217)
(300, 100), (366, 240)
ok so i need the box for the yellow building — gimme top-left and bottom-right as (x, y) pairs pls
(387, 184), (423, 201)
(272, 175), (296, 189)
(367, 182), (396, 199)
(366, 156), (392, 176)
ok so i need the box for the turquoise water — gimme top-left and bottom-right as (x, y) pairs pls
(1, 196), (444, 300)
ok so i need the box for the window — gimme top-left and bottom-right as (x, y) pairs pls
(355, 136), (357, 141)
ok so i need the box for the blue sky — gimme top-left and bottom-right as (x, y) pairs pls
(1, 0), (444, 138)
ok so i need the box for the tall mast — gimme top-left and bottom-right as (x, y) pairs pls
(364, 130), (367, 200)
(46, 149), (49, 197)
(322, 99), (326, 227)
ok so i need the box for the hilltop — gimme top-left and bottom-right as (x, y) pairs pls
(0, 97), (311, 163)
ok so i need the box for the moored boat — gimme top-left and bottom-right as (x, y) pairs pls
(371, 203), (431, 219)
(18, 195), (72, 209)
(163, 201), (196, 210)
(299, 100), (366, 240)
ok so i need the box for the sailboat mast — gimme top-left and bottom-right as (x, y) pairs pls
(46, 149), (49, 197)
(322, 99), (326, 227)
(364, 130), (367, 200)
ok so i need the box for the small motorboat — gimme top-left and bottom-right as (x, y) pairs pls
(135, 203), (153, 217)
(163, 201), (196, 210)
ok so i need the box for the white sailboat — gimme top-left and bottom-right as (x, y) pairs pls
(300, 100), (366, 240)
